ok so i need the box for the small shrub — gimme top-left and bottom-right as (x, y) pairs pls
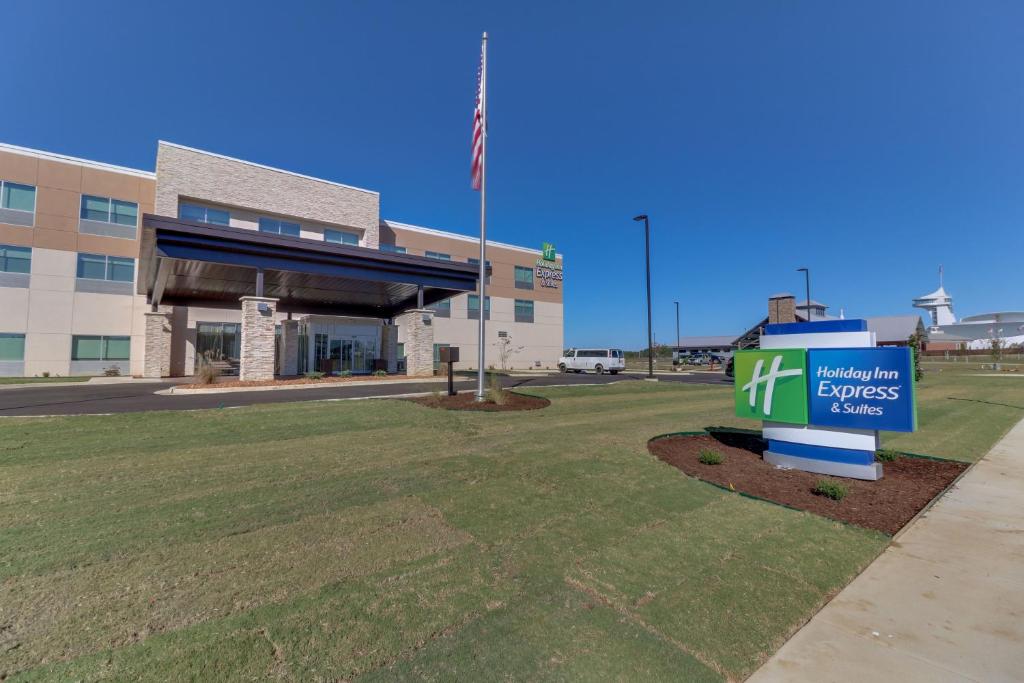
(339, 370), (353, 378)
(103, 365), (121, 377)
(41, 371), (50, 378)
(485, 374), (508, 405)
(373, 369), (388, 377)
(876, 449), (900, 462)
(427, 389), (444, 406)
(195, 360), (219, 385)
(304, 371), (325, 380)
(698, 449), (723, 465)
(813, 479), (848, 501)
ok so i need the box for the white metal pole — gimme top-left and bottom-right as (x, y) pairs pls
(475, 32), (488, 401)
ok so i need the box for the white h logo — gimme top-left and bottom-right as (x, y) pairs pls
(742, 355), (803, 416)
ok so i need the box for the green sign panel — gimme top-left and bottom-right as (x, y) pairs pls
(734, 349), (809, 425)
(541, 242), (556, 261)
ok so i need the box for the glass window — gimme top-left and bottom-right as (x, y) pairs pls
(72, 335), (130, 361)
(107, 256), (135, 282)
(324, 229), (359, 245)
(71, 335), (103, 360)
(429, 298), (451, 317)
(380, 243), (406, 254)
(80, 195), (138, 226)
(103, 336), (131, 361)
(1, 181), (36, 212)
(179, 204), (230, 226)
(515, 265), (534, 289)
(0, 244), (31, 273)
(396, 342), (405, 357)
(0, 333), (25, 361)
(467, 294), (490, 320)
(77, 253), (134, 282)
(76, 253), (107, 279)
(515, 299), (534, 323)
(425, 251), (451, 261)
(259, 217), (300, 236)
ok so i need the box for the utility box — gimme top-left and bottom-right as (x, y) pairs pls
(439, 347), (460, 364)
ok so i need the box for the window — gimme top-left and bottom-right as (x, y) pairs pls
(0, 245), (31, 274)
(425, 251), (451, 261)
(324, 229), (359, 246)
(1, 181), (36, 212)
(179, 203), (230, 226)
(0, 333), (25, 361)
(77, 253), (135, 282)
(71, 335), (130, 361)
(514, 299), (534, 323)
(259, 217), (300, 237)
(380, 243), (407, 254)
(428, 298), (451, 318)
(80, 195), (138, 226)
(468, 257), (491, 283)
(433, 343), (451, 373)
(515, 265), (534, 290)
(467, 294), (490, 320)
(396, 342), (405, 357)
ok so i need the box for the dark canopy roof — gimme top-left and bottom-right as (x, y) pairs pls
(140, 214), (478, 318)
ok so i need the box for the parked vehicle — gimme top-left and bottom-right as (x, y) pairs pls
(558, 349), (625, 374)
(725, 356), (735, 379)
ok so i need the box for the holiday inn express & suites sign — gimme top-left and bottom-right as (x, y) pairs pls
(732, 318), (917, 480)
(735, 346), (916, 432)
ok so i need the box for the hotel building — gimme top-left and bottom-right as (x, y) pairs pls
(0, 141), (564, 378)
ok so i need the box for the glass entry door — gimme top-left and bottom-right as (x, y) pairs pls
(196, 323), (241, 371)
(328, 339), (354, 374)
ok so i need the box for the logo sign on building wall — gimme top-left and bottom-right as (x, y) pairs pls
(536, 242), (563, 289)
(807, 347), (916, 432)
(734, 349), (808, 425)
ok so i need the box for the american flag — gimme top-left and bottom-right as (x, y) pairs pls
(471, 48), (484, 191)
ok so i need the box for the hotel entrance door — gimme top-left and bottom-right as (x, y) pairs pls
(329, 339), (354, 374)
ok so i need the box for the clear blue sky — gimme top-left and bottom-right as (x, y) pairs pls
(2, 1), (1021, 348)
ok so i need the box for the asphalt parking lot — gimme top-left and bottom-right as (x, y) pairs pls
(0, 371), (730, 417)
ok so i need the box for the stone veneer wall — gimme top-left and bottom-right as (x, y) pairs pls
(155, 142), (381, 248)
(768, 295), (797, 324)
(143, 311), (172, 378)
(240, 297), (278, 381)
(279, 319), (299, 376)
(380, 323), (398, 374)
(395, 309), (435, 377)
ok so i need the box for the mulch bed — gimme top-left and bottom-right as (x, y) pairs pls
(648, 431), (968, 535)
(179, 375), (421, 390)
(408, 391), (550, 412)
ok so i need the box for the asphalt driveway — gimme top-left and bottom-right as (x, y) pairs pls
(0, 372), (730, 417)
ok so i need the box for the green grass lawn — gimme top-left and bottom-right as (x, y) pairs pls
(0, 376), (90, 385)
(1, 374), (1020, 681)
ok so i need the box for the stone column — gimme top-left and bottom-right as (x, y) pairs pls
(380, 322), (398, 374)
(143, 310), (172, 378)
(395, 309), (435, 377)
(279, 319), (299, 376)
(240, 296), (278, 381)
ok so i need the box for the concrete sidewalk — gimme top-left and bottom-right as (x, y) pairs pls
(749, 418), (1024, 683)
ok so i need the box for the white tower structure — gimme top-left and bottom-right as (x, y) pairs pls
(913, 266), (956, 328)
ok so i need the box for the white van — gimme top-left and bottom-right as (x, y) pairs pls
(558, 349), (625, 374)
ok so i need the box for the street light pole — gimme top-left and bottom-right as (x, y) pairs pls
(674, 300), (680, 360)
(797, 268), (811, 320)
(634, 215), (654, 378)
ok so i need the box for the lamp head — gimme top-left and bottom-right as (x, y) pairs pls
(633, 215), (647, 222)
(797, 267), (808, 273)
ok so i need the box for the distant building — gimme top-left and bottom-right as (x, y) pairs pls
(672, 293), (924, 359)
(913, 271), (1024, 350)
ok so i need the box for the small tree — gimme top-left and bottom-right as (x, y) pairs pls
(494, 335), (524, 371)
(990, 335), (1004, 362)
(908, 331), (924, 382)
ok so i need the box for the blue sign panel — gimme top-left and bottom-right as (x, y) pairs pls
(807, 347), (917, 432)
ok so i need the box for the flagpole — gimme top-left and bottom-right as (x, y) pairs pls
(475, 32), (488, 401)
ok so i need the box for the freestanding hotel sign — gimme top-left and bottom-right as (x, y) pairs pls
(734, 319), (916, 480)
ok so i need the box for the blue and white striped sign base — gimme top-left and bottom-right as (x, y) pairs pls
(761, 319), (882, 481)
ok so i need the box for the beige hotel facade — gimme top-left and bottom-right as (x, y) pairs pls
(0, 141), (564, 379)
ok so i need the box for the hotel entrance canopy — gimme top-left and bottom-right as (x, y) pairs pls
(139, 215), (479, 317)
